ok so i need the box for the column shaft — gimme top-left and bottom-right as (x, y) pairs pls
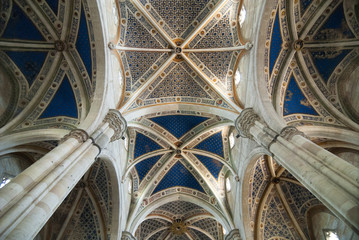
(236, 108), (359, 232)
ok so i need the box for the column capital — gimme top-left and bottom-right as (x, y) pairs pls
(121, 231), (136, 240)
(103, 109), (127, 142)
(280, 126), (307, 140)
(235, 108), (261, 139)
(225, 229), (242, 240)
(59, 129), (89, 144)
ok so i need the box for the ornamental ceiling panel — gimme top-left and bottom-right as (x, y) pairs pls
(247, 155), (322, 240)
(0, 0), (99, 133)
(135, 201), (224, 240)
(116, 0), (248, 114)
(263, 0), (359, 129)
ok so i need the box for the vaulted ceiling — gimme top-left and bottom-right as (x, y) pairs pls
(0, 0), (358, 239)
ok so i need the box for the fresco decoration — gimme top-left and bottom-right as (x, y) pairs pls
(127, 61), (235, 112)
(248, 156), (323, 239)
(264, 0), (359, 127)
(135, 201), (224, 240)
(117, 0), (247, 113)
(127, 111), (232, 222)
(0, 0), (97, 131)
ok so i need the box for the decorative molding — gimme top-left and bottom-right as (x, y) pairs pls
(121, 231), (137, 240)
(225, 229), (242, 240)
(280, 126), (307, 141)
(59, 129), (89, 144)
(235, 108), (261, 139)
(103, 109), (127, 142)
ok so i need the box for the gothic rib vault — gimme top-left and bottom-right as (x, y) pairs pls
(0, 0), (358, 239)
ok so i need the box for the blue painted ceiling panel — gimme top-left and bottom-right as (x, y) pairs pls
(194, 154), (223, 180)
(149, 115), (209, 139)
(283, 74), (318, 116)
(310, 49), (351, 83)
(134, 132), (163, 159)
(76, 4), (92, 81)
(152, 161), (205, 194)
(135, 155), (162, 183)
(46, 0), (59, 15)
(39, 75), (78, 119)
(300, 0), (312, 15)
(194, 131), (224, 158)
(269, 9), (282, 75)
(5, 50), (47, 87)
(2, 3), (45, 40)
(314, 3), (355, 40)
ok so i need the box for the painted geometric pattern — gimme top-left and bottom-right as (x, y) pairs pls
(261, 194), (301, 240)
(135, 219), (170, 240)
(124, 8), (164, 48)
(192, 218), (222, 240)
(65, 193), (103, 240)
(125, 52), (165, 86)
(193, 13), (234, 48)
(249, 157), (270, 220)
(157, 200), (201, 215)
(149, 115), (209, 139)
(152, 161), (205, 194)
(194, 51), (233, 85)
(149, 0), (210, 37)
(129, 61), (234, 111)
(148, 63), (210, 99)
(189, 228), (211, 239)
(280, 181), (322, 239)
(194, 131), (224, 158)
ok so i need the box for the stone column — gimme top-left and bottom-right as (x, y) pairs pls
(225, 229), (242, 240)
(235, 108), (359, 232)
(121, 231), (137, 240)
(0, 109), (127, 240)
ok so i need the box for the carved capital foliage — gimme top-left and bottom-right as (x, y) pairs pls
(235, 108), (260, 139)
(121, 231), (136, 240)
(103, 109), (127, 142)
(280, 126), (306, 141)
(60, 129), (89, 144)
(225, 229), (242, 240)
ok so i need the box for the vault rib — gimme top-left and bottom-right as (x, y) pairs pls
(115, 46), (173, 52)
(130, 0), (177, 48)
(182, 149), (238, 178)
(187, 225), (216, 240)
(0, 40), (55, 50)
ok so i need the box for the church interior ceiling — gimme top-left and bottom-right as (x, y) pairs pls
(0, 0), (358, 239)
(265, 0), (359, 129)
